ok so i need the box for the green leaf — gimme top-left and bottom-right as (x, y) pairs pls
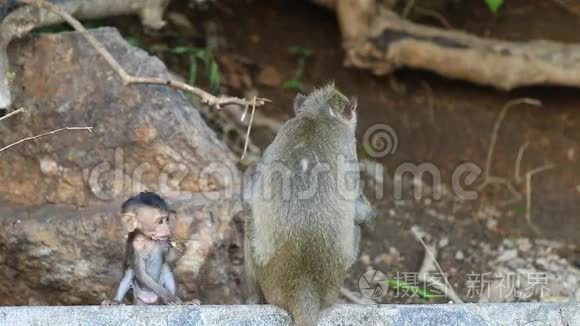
(513, 206), (526, 216)
(188, 54), (198, 86)
(6, 69), (15, 82)
(289, 46), (313, 58)
(170, 46), (193, 54)
(125, 37), (143, 49)
(485, 0), (503, 13)
(209, 61), (220, 91)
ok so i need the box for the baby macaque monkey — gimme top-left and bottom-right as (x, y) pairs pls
(244, 84), (374, 326)
(102, 191), (184, 305)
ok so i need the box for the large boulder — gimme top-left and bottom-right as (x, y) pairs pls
(0, 28), (244, 305)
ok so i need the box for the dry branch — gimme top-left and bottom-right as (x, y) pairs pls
(478, 98), (541, 201)
(0, 107), (23, 122)
(317, 0), (580, 90)
(0, 126), (92, 153)
(411, 226), (463, 304)
(525, 164), (556, 236)
(0, 0), (172, 108)
(16, 0), (268, 110)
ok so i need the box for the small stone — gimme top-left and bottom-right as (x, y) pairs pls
(497, 249), (518, 262)
(455, 250), (465, 260)
(439, 237), (449, 248)
(166, 12), (194, 30)
(381, 253), (395, 265)
(39, 157), (60, 176)
(486, 217), (498, 231)
(360, 254), (371, 265)
(516, 238), (532, 252)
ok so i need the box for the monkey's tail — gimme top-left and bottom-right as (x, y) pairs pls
(291, 282), (320, 326)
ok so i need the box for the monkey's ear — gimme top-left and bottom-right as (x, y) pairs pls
(342, 96), (358, 120)
(121, 212), (138, 233)
(293, 93), (307, 115)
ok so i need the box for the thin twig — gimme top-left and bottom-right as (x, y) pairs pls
(241, 96), (257, 160)
(514, 141), (530, 184)
(411, 226), (463, 303)
(525, 163), (556, 236)
(17, 0), (269, 110)
(0, 107), (24, 122)
(340, 287), (375, 305)
(0, 126), (93, 153)
(402, 0), (416, 18)
(479, 98), (541, 191)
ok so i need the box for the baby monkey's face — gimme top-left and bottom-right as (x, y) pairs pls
(136, 206), (172, 242)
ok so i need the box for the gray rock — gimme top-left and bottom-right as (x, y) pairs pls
(0, 0), (171, 108)
(0, 28), (244, 305)
(0, 303), (579, 326)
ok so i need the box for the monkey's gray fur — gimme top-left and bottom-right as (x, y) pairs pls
(244, 84), (374, 326)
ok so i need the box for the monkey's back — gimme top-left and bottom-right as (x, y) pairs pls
(251, 115), (359, 313)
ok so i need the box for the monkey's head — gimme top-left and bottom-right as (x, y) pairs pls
(293, 83), (358, 130)
(120, 191), (175, 242)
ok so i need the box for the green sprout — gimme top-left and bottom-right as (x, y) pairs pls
(513, 206), (526, 216)
(485, 0), (503, 13)
(125, 36), (143, 49)
(170, 46), (220, 91)
(383, 279), (438, 300)
(6, 69), (15, 82)
(283, 46), (313, 92)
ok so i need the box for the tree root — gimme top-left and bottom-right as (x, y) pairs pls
(316, 0), (580, 91)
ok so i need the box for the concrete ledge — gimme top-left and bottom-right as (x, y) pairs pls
(1, 303), (579, 326)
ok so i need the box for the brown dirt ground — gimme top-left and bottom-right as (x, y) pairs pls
(104, 0), (579, 303)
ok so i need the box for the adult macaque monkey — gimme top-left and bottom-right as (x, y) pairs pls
(102, 191), (184, 305)
(244, 84), (375, 325)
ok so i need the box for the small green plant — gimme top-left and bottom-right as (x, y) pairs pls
(506, 235), (519, 245)
(125, 36), (143, 49)
(283, 46), (313, 92)
(170, 46), (220, 91)
(513, 205), (526, 216)
(383, 279), (438, 300)
(5, 68), (15, 82)
(485, 0), (503, 13)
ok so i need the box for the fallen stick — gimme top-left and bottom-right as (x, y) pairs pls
(0, 126), (92, 153)
(317, 1), (580, 90)
(525, 164), (556, 236)
(477, 98), (541, 203)
(411, 226), (463, 303)
(0, 107), (23, 122)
